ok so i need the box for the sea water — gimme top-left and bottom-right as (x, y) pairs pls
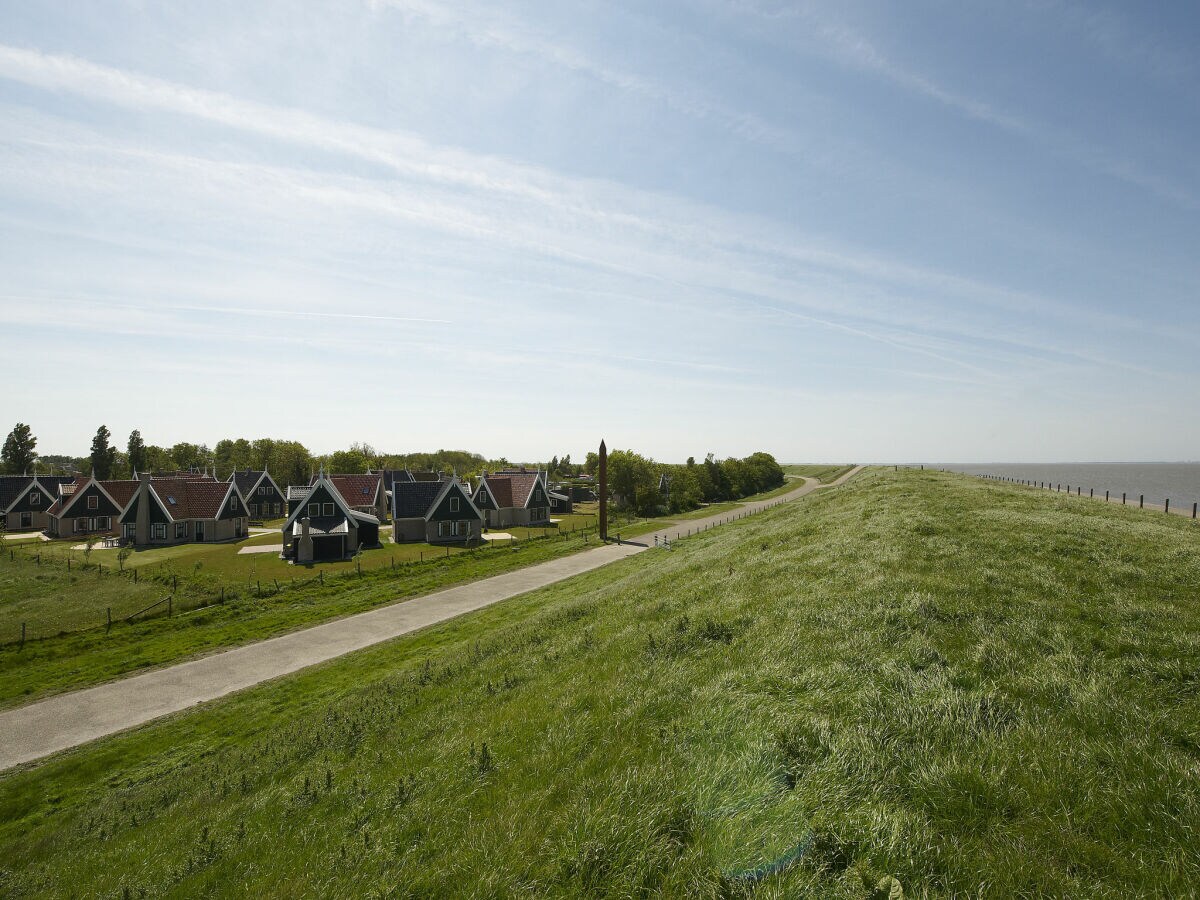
(931, 463), (1200, 509)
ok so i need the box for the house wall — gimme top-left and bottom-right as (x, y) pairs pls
(393, 518), (427, 543)
(427, 519), (479, 543)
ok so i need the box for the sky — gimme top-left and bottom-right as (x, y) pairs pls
(1, 1), (1198, 463)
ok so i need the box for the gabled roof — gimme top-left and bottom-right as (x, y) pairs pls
(393, 478), (480, 521)
(283, 474), (367, 533)
(286, 485), (311, 501)
(392, 480), (445, 519)
(50, 477), (139, 519)
(229, 469), (267, 495)
(141, 479), (240, 521)
(480, 472), (544, 509)
(0, 475), (35, 512)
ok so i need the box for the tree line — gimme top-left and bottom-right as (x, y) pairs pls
(585, 449), (785, 516)
(2, 423), (583, 487)
(3, 423), (783, 516)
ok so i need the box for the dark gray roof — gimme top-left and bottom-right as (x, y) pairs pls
(374, 469), (415, 492)
(392, 480), (444, 519)
(0, 475), (35, 510)
(230, 470), (266, 494)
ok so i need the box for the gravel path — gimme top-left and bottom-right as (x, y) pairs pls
(0, 467), (862, 771)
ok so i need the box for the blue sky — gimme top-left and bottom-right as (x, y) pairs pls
(1, 0), (1197, 463)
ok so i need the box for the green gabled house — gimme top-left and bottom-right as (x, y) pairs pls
(392, 476), (482, 544)
(228, 469), (286, 520)
(281, 473), (381, 564)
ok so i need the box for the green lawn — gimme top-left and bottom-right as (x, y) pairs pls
(783, 463), (856, 483)
(4, 469), (1199, 896)
(0, 527), (604, 708)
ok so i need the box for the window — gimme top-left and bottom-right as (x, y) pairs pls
(153, 523), (167, 540)
(249, 503), (258, 516)
(29, 492), (40, 505)
(438, 521), (447, 537)
(175, 522), (187, 539)
(259, 486), (268, 495)
(323, 503), (334, 516)
(75, 517), (88, 532)
(97, 516), (109, 530)
(449, 496), (460, 513)
(229, 496), (239, 511)
(87, 494), (98, 510)
(308, 503), (320, 517)
(123, 523), (135, 540)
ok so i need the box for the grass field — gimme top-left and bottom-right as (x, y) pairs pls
(783, 463), (856, 483)
(0, 526), (611, 709)
(3, 468), (1199, 896)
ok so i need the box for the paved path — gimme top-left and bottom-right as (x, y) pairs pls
(0, 467), (862, 771)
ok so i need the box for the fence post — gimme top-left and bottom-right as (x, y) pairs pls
(1090, 488), (1093, 498)
(1106, 490), (1109, 502)
(1140, 494), (1144, 509)
(1193, 502), (1197, 519)
(1123, 493), (1126, 505)
(1165, 499), (1170, 514)
(134, 568), (138, 583)
(168, 596), (172, 618)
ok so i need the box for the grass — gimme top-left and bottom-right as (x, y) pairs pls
(782, 464), (856, 483)
(0, 526), (609, 709)
(3, 468), (1200, 895)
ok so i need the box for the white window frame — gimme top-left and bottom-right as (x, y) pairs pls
(75, 517), (88, 532)
(308, 503), (320, 517)
(87, 494), (99, 510)
(29, 492), (40, 505)
(153, 523), (167, 540)
(175, 522), (187, 539)
(450, 496), (460, 513)
(438, 521), (447, 537)
(323, 502), (334, 516)
(229, 496), (239, 511)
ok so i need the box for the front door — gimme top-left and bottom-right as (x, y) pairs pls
(195, 522), (205, 542)
(235, 519), (242, 538)
(20, 512), (32, 529)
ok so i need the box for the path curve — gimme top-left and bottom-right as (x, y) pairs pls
(0, 466), (863, 771)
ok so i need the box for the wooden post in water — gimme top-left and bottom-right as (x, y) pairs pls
(1165, 499), (1170, 514)
(1140, 494), (1144, 508)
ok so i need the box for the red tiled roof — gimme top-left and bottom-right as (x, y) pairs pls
(101, 480), (139, 510)
(485, 476), (513, 508)
(149, 479), (234, 520)
(506, 473), (541, 508)
(326, 474), (382, 505)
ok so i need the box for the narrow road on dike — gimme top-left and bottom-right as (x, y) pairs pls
(0, 466), (864, 771)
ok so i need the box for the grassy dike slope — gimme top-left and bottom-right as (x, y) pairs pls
(3, 469), (1200, 897)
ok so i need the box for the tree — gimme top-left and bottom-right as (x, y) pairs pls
(127, 430), (147, 475)
(90, 426), (117, 479)
(2, 423), (37, 474)
(327, 448), (369, 473)
(549, 455), (559, 475)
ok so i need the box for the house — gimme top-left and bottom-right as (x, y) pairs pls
(0, 475), (74, 532)
(392, 476), (482, 544)
(281, 473), (381, 563)
(472, 469), (553, 528)
(119, 475), (249, 546)
(310, 473), (388, 523)
(549, 486), (573, 515)
(228, 469), (286, 520)
(45, 476), (140, 540)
